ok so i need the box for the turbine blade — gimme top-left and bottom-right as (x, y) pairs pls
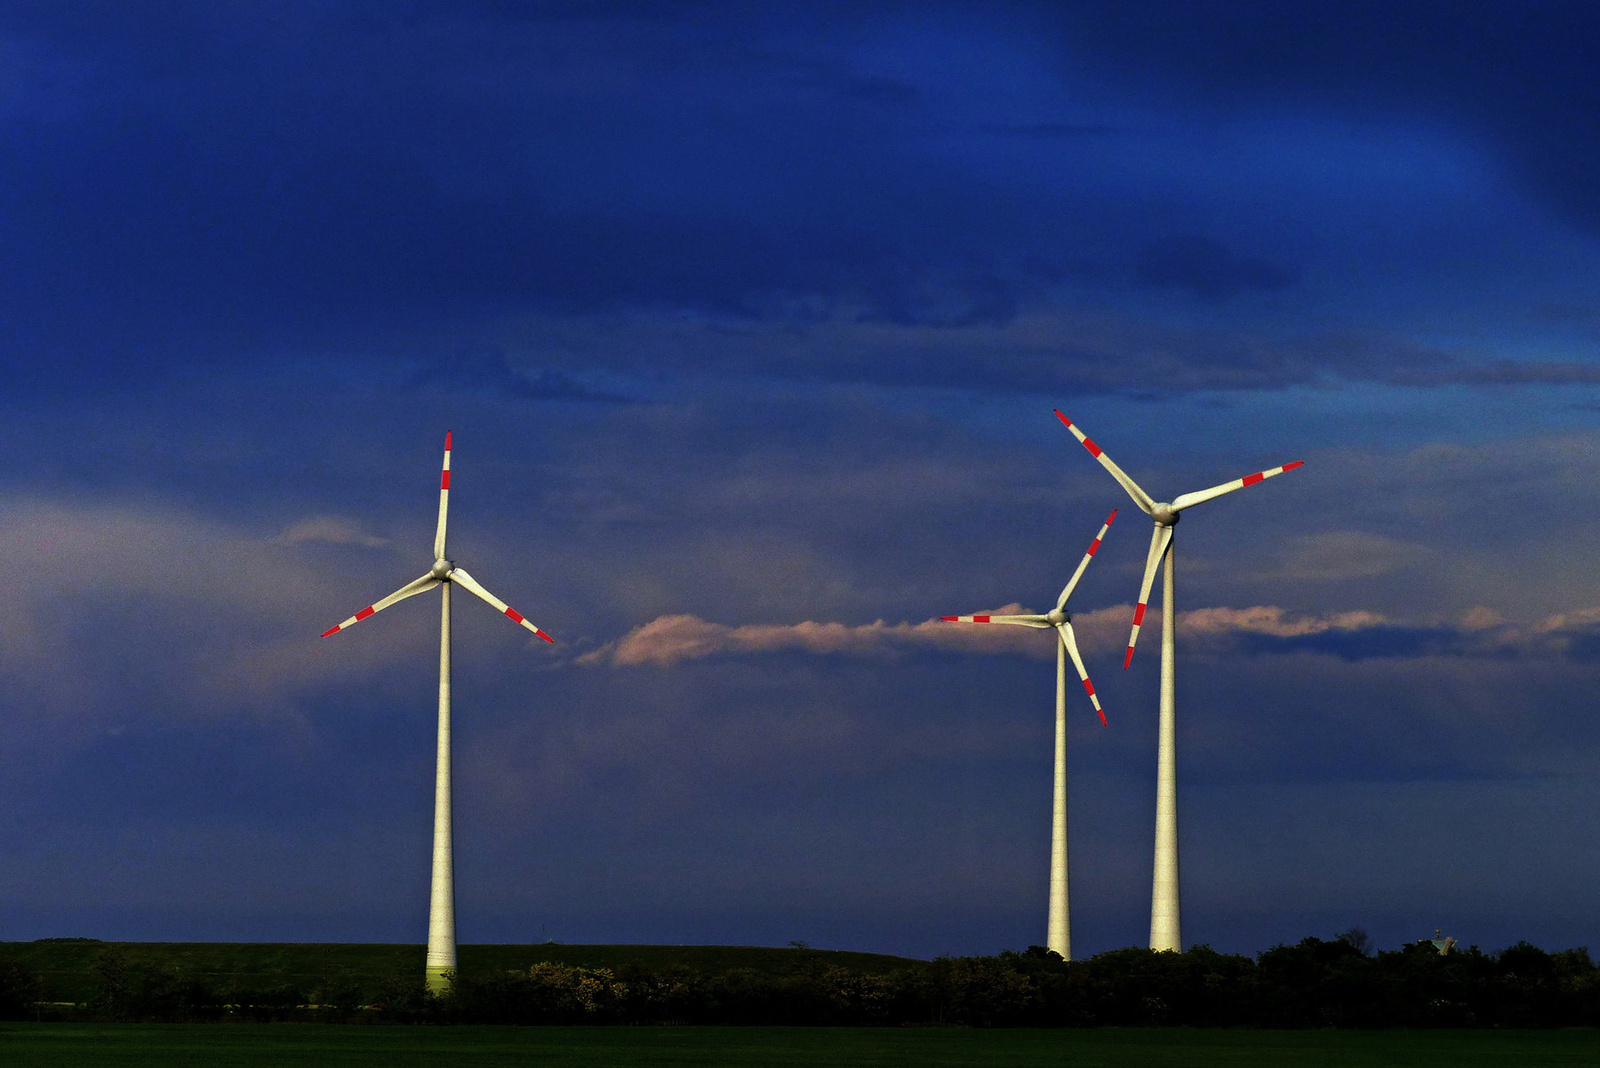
(1055, 508), (1118, 610)
(1058, 622), (1106, 726)
(449, 566), (556, 643)
(321, 573), (440, 637)
(1125, 524), (1174, 668)
(1171, 460), (1303, 512)
(1054, 411), (1156, 515)
(940, 614), (1052, 628)
(433, 431), (452, 560)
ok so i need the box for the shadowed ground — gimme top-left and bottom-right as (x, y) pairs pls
(3, 1024), (1598, 1068)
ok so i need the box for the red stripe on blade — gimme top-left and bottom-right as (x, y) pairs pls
(1242, 472), (1263, 486)
(445, 431), (452, 450)
(1132, 603), (1146, 626)
(441, 470), (451, 489)
(1097, 709), (1107, 726)
(320, 626), (340, 637)
(1054, 410), (1072, 428)
(1123, 646), (1135, 669)
(940, 616), (959, 621)
(539, 630), (555, 643)
(1284, 460), (1303, 470)
(1082, 679), (1095, 697)
(1106, 509), (1118, 523)
(973, 615), (991, 623)
(505, 608), (524, 623)
(1082, 437), (1102, 457)
(1087, 539), (1100, 555)
(355, 606), (374, 621)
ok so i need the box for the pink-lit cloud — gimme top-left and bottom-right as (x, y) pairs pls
(579, 603), (1426, 667)
(580, 600), (1600, 669)
(273, 516), (390, 549)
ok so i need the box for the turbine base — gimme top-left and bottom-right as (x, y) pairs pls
(425, 964), (455, 994)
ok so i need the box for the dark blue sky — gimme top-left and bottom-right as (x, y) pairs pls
(3, 1), (1600, 959)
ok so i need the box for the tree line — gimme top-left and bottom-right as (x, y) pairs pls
(3, 933), (1598, 1027)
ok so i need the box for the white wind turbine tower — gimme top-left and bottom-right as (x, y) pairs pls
(941, 509), (1117, 960)
(321, 432), (555, 993)
(1054, 410), (1301, 953)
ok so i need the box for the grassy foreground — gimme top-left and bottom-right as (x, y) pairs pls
(1, 1024), (1597, 1068)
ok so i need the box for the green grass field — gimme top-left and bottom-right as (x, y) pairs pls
(1, 1024), (1596, 1068)
(3, 941), (918, 1003)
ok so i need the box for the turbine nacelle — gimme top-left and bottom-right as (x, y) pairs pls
(320, 435), (556, 646)
(940, 507), (1116, 730)
(1151, 504), (1179, 527)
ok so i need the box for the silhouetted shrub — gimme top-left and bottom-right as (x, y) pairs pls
(20, 933), (1600, 1027)
(0, 955), (43, 1019)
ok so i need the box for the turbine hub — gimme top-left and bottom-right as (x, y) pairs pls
(431, 557), (454, 579)
(1152, 503), (1179, 527)
(1047, 608), (1068, 625)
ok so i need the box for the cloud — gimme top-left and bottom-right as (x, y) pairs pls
(581, 600), (1600, 669)
(1177, 605), (1389, 637)
(1039, 3), (1600, 237)
(1273, 531), (1428, 581)
(274, 517), (389, 549)
(7, 6), (1600, 403)
(1134, 235), (1299, 301)
(1412, 360), (1600, 387)
(406, 352), (631, 403)
(502, 302), (1600, 399)
(576, 608), (1038, 667)
(580, 604), (1401, 668)
(0, 497), (438, 739)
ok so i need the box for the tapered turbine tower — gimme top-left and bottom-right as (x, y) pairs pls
(1055, 411), (1300, 953)
(941, 509), (1117, 960)
(321, 433), (554, 992)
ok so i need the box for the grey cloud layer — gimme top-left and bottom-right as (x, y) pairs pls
(4, 4), (1597, 398)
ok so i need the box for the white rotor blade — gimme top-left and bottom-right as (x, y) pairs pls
(433, 431), (452, 559)
(941, 613), (1052, 628)
(1125, 524), (1173, 668)
(321, 572), (440, 637)
(1055, 508), (1118, 611)
(1054, 411), (1156, 515)
(1057, 622), (1105, 726)
(449, 566), (556, 643)
(1171, 459), (1303, 512)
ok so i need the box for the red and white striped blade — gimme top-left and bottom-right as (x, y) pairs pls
(449, 566), (556, 643)
(433, 431), (452, 560)
(1171, 459), (1303, 513)
(1053, 411), (1156, 515)
(940, 613), (1052, 628)
(1055, 508), (1118, 611)
(321, 572), (441, 637)
(1057, 622), (1106, 726)
(1125, 524), (1173, 668)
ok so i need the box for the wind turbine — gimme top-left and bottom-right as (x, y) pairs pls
(941, 509), (1117, 960)
(320, 432), (554, 993)
(1054, 410), (1300, 953)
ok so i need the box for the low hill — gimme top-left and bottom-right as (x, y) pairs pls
(3, 940), (925, 1003)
